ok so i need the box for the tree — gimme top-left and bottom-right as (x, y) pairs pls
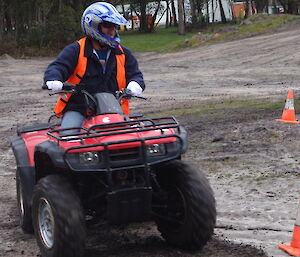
(190, 0), (198, 26)
(148, 1), (162, 31)
(212, 0), (215, 24)
(218, 0), (227, 23)
(278, 0), (299, 14)
(129, 0), (164, 32)
(206, 0), (209, 23)
(244, 0), (249, 19)
(170, 0), (178, 26)
(177, 0), (185, 34)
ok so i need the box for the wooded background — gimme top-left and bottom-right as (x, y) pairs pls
(0, 0), (299, 56)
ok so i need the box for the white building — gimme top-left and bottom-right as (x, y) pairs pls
(202, 0), (233, 23)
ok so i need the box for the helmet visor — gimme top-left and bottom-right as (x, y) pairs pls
(101, 21), (120, 29)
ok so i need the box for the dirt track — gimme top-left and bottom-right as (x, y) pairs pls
(1, 23), (300, 257)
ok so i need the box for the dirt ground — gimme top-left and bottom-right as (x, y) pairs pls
(1, 23), (300, 257)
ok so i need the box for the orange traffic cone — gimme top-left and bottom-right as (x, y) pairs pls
(278, 200), (300, 256)
(276, 89), (300, 124)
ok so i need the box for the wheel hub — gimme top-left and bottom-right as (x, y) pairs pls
(38, 198), (55, 248)
(18, 180), (25, 217)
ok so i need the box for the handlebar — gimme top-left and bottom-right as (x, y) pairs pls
(42, 82), (77, 91)
(42, 82), (147, 101)
(116, 88), (147, 101)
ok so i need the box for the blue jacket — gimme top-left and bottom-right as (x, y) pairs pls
(44, 37), (145, 115)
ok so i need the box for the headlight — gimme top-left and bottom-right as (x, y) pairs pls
(79, 152), (100, 164)
(147, 144), (166, 156)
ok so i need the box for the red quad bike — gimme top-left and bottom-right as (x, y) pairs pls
(11, 83), (216, 257)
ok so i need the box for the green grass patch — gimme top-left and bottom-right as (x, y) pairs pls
(151, 97), (284, 118)
(182, 14), (299, 49)
(120, 27), (194, 52)
(238, 14), (297, 36)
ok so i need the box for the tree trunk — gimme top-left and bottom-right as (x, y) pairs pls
(166, 0), (169, 28)
(190, 0), (197, 26)
(149, 0), (161, 32)
(287, 0), (298, 14)
(196, 0), (202, 14)
(218, 0), (227, 23)
(183, 0), (186, 26)
(251, 1), (256, 14)
(206, 0), (209, 23)
(244, 0), (249, 19)
(139, 0), (148, 32)
(212, 0), (215, 24)
(0, 0), (4, 34)
(171, 0), (178, 26)
(4, 8), (12, 32)
(58, 0), (63, 12)
(255, 0), (268, 13)
(177, 0), (185, 35)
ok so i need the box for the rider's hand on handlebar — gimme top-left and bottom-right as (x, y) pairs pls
(126, 81), (143, 96)
(46, 81), (63, 91)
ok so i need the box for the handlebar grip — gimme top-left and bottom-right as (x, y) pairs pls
(42, 82), (76, 90)
(62, 82), (76, 91)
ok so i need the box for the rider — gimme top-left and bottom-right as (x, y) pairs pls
(44, 2), (145, 132)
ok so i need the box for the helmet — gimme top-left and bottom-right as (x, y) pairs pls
(81, 2), (127, 48)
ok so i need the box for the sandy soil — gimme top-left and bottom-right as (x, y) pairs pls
(1, 23), (300, 257)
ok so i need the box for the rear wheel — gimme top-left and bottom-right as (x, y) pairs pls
(153, 160), (216, 250)
(32, 175), (86, 257)
(16, 168), (33, 233)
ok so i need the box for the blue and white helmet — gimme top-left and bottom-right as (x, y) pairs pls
(81, 2), (128, 48)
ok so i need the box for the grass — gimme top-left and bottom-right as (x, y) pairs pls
(121, 14), (300, 53)
(239, 13), (296, 35)
(150, 97), (284, 118)
(181, 14), (299, 48)
(120, 27), (194, 52)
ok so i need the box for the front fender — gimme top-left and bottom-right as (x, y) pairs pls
(179, 126), (188, 154)
(11, 137), (35, 205)
(35, 141), (66, 169)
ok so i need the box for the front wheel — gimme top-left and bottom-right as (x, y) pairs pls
(153, 160), (216, 250)
(32, 175), (86, 257)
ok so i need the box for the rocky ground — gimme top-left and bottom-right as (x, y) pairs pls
(1, 22), (300, 257)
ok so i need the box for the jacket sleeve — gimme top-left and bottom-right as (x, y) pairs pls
(123, 47), (145, 91)
(44, 42), (80, 83)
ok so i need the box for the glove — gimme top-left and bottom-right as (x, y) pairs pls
(46, 80), (63, 91)
(127, 81), (143, 96)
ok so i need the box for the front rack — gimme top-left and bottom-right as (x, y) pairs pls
(47, 116), (181, 143)
(48, 116), (184, 189)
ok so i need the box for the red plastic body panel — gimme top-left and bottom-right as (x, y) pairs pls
(21, 130), (53, 166)
(20, 114), (178, 165)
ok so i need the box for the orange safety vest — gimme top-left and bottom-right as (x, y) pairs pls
(53, 37), (129, 117)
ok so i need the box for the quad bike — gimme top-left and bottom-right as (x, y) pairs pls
(11, 83), (216, 257)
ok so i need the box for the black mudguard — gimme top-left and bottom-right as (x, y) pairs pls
(35, 141), (66, 168)
(179, 126), (188, 154)
(11, 137), (35, 205)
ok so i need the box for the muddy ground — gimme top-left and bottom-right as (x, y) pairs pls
(1, 22), (300, 257)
